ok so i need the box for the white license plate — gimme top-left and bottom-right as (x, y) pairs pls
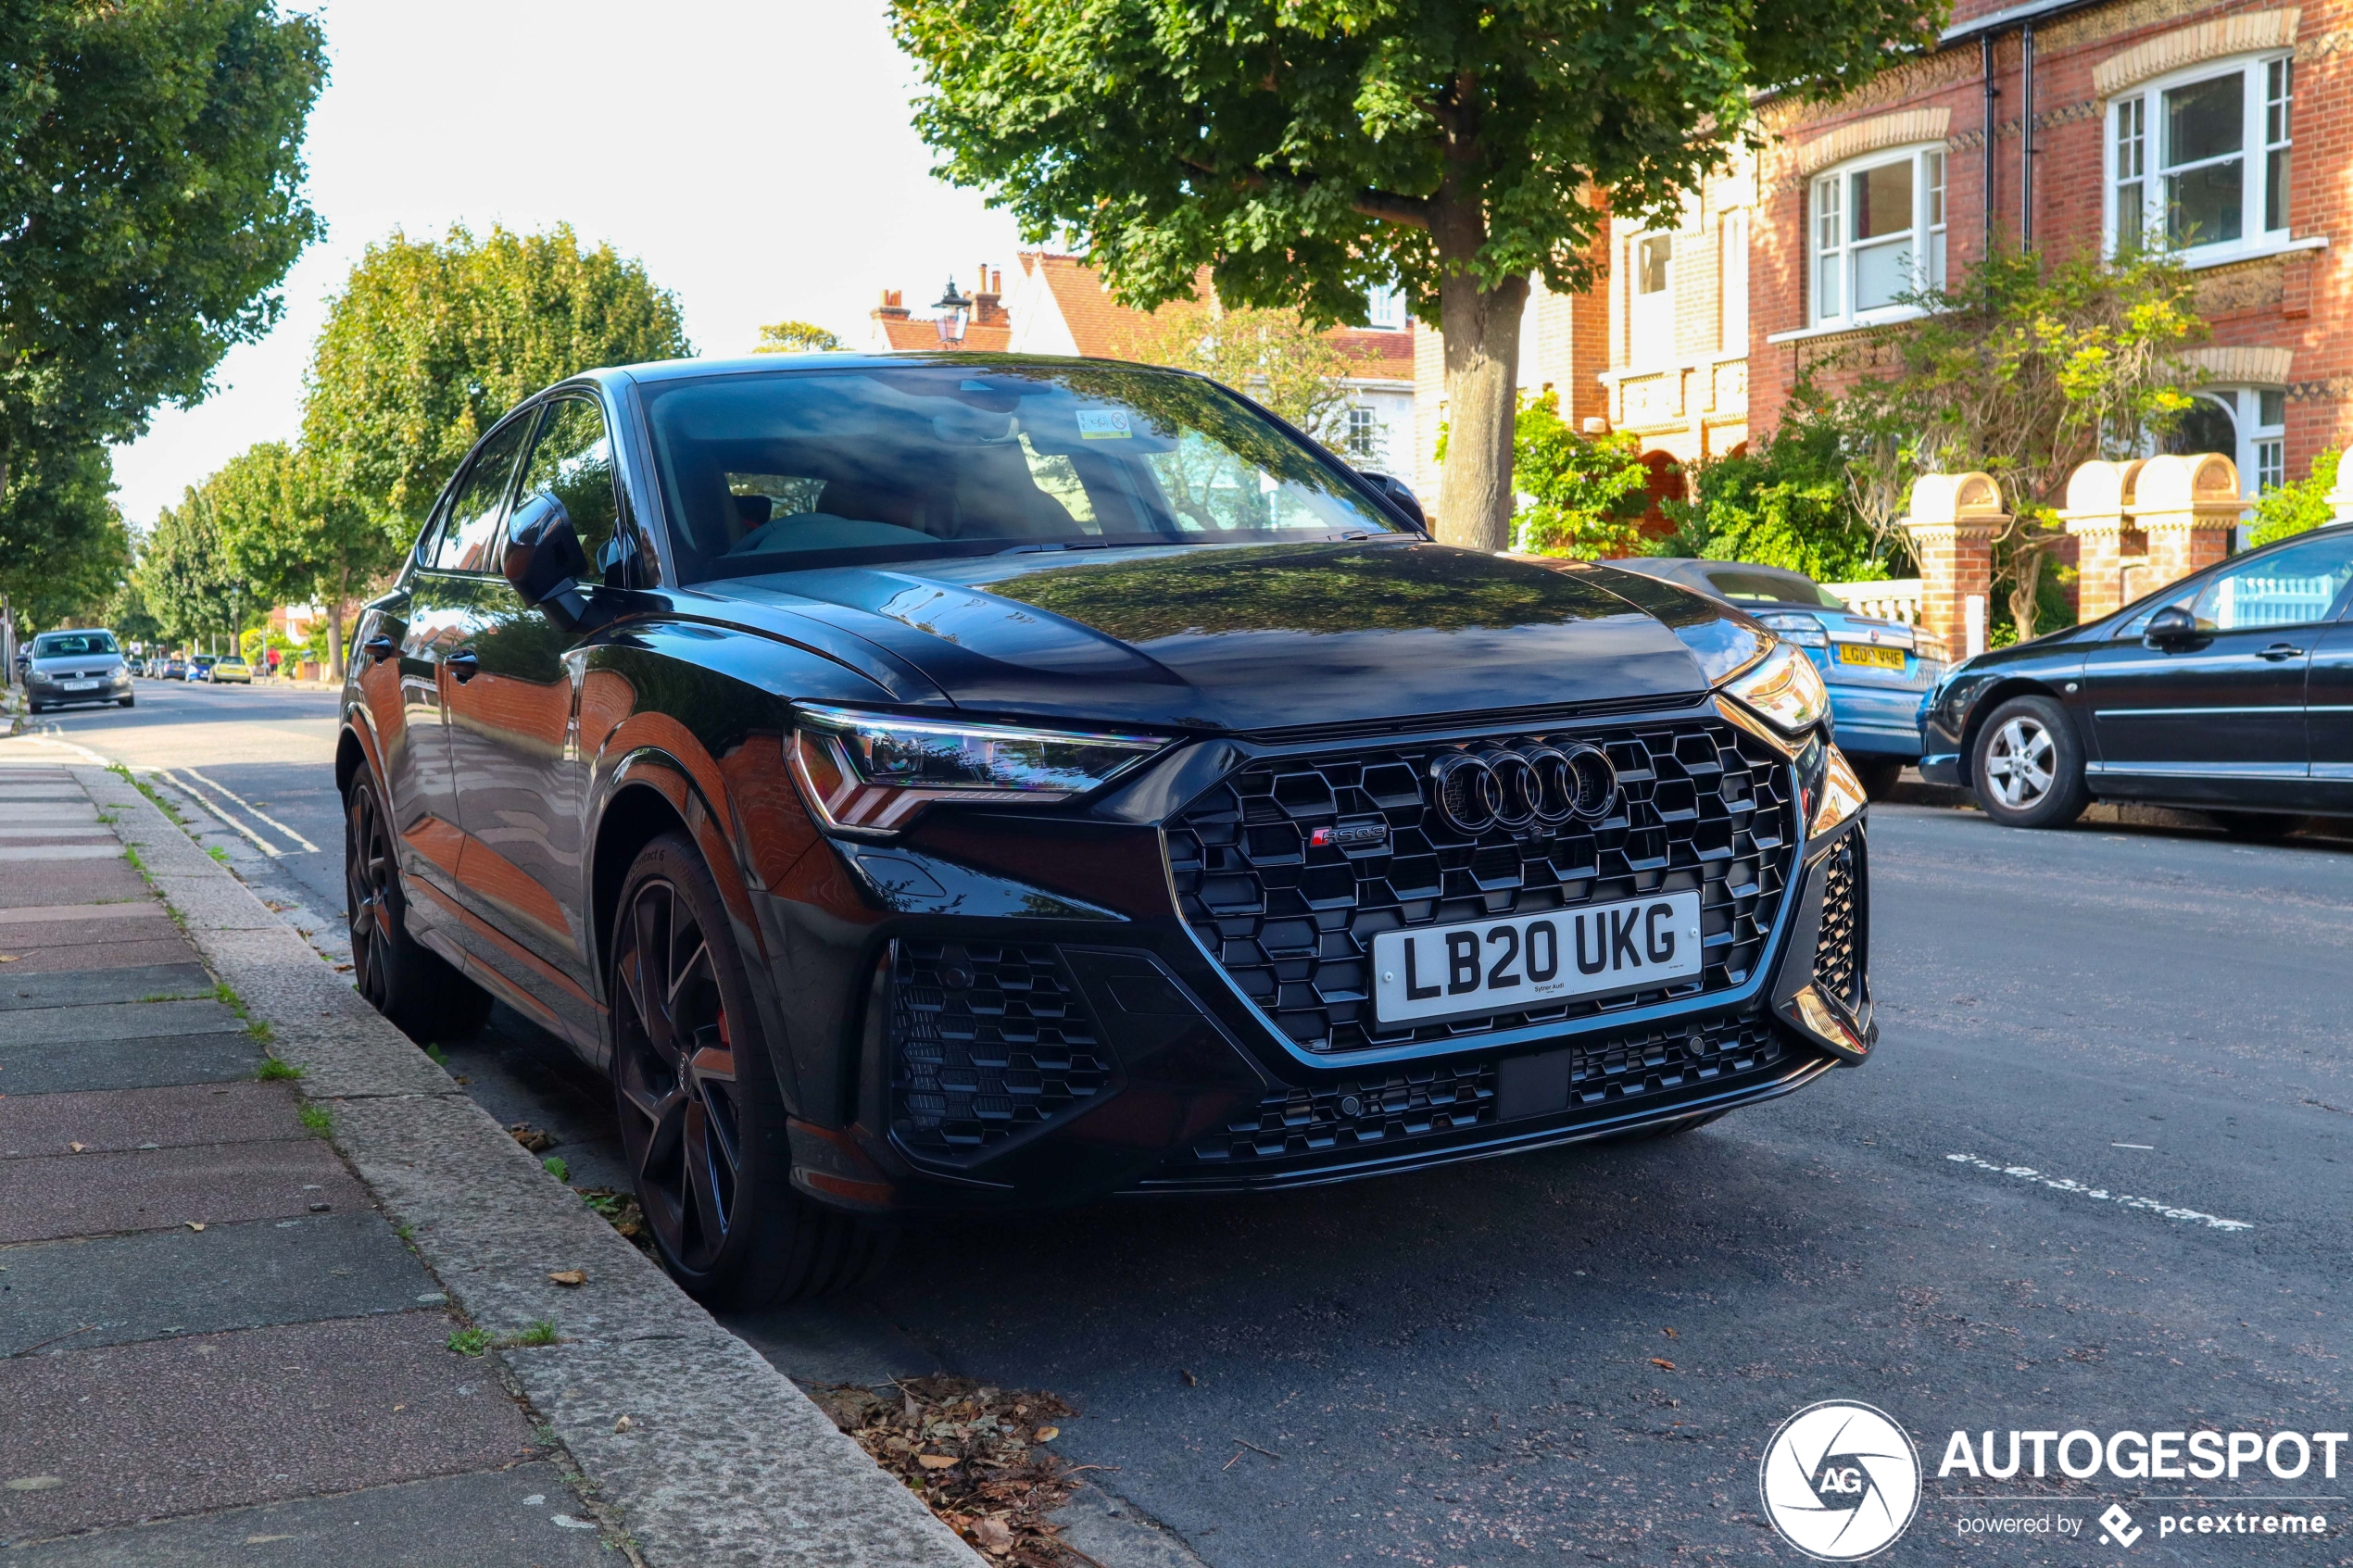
(59, 680), (99, 691)
(1372, 890), (1705, 1024)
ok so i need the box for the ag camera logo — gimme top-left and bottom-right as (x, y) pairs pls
(1760, 1401), (1923, 1561)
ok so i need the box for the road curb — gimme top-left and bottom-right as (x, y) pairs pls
(76, 764), (982, 1568)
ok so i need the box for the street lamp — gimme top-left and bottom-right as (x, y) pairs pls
(933, 278), (970, 345)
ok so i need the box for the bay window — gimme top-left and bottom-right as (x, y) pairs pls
(1810, 146), (1946, 329)
(2108, 55), (2292, 257)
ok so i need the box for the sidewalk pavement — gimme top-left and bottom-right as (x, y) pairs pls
(0, 745), (979, 1567)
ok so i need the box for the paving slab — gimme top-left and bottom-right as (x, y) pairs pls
(0, 1029), (261, 1094)
(0, 962), (212, 1010)
(0, 803), (101, 821)
(0, 1081), (306, 1159)
(0, 1211), (437, 1356)
(0, 1138), (367, 1243)
(0, 858), (143, 904)
(0, 997), (241, 1048)
(0, 937), (195, 975)
(0, 901), (170, 926)
(0, 845), (122, 860)
(0, 1461), (623, 1566)
(0, 1311), (540, 1543)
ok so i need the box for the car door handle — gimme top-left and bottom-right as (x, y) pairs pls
(446, 649), (480, 684)
(2257, 642), (2306, 662)
(363, 634), (396, 664)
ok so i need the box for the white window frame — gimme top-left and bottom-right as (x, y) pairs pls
(1343, 403), (1384, 462)
(2160, 385), (2286, 497)
(1627, 230), (1675, 366)
(1718, 208), (1749, 354)
(1364, 283), (1406, 331)
(1808, 144), (1947, 331)
(2105, 52), (2293, 263)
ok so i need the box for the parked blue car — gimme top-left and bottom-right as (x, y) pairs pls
(1606, 558), (1941, 797)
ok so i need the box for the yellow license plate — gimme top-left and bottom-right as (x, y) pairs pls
(1836, 643), (1908, 671)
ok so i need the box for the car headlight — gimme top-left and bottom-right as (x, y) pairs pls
(1719, 642), (1829, 734)
(788, 705), (1172, 835)
(1810, 744), (1869, 837)
(1755, 611), (1829, 648)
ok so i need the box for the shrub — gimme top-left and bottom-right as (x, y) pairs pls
(1659, 420), (1894, 584)
(2248, 449), (2341, 546)
(1508, 392), (1652, 558)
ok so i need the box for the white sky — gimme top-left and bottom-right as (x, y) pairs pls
(109, 0), (1025, 527)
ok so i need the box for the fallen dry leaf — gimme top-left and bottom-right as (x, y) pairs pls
(973, 1515), (1014, 1554)
(1032, 1426), (1059, 1443)
(812, 1376), (1079, 1565)
(0, 954), (19, 963)
(917, 1453), (959, 1470)
(612, 1414), (634, 1433)
(68, 1142), (85, 1153)
(547, 1270), (586, 1287)
(1650, 1357), (1677, 1371)
(1662, 1327), (1679, 1338)
(508, 1123), (557, 1154)
(185, 1222), (206, 1232)
(1179, 1368), (1199, 1386)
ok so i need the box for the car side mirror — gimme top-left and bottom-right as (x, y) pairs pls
(1356, 470), (1426, 532)
(2143, 604), (2198, 649)
(502, 491), (601, 631)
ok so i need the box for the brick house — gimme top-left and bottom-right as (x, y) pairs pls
(863, 258), (1417, 469)
(1751, 0), (2344, 500)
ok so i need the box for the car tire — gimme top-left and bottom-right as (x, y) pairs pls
(1970, 695), (2089, 829)
(26, 701), (42, 714)
(608, 831), (890, 1307)
(119, 696), (134, 709)
(344, 772), (491, 1043)
(2208, 810), (2301, 841)
(1850, 758), (1905, 800)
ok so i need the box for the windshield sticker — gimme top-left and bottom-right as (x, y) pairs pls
(1076, 408), (1132, 440)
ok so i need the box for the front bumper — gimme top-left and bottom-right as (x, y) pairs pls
(765, 705), (1876, 1214)
(26, 674), (131, 705)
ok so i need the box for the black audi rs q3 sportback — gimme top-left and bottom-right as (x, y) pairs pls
(338, 355), (1878, 1304)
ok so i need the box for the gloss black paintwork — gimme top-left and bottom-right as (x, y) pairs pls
(338, 354), (1868, 1214)
(1919, 523), (2353, 814)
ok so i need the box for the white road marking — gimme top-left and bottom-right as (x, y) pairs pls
(181, 766), (321, 853)
(2112, 1142), (2155, 1149)
(1945, 1152), (2252, 1230)
(157, 768), (283, 859)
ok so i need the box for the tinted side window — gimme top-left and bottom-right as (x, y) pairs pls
(516, 396), (623, 579)
(2189, 533), (2353, 631)
(430, 416), (534, 572)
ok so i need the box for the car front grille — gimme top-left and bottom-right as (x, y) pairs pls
(888, 939), (1112, 1158)
(1812, 834), (1863, 1010)
(1164, 715), (1796, 1054)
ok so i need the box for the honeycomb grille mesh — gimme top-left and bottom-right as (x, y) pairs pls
(889, 940), (1111, 1156)
(1164, 716), (1796, 1054)
(1813, 834), (1862, 1010)
(1189, 1014), (1787, 1164)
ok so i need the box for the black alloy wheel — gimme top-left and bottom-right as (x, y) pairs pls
(343, 774), (489, 1042)
(608, 832), (887, 1305)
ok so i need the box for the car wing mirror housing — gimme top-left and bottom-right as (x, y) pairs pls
(1356, 470), (1426, 532)
(2143, 603), (2198, 649)
(502, 492), (606, 631)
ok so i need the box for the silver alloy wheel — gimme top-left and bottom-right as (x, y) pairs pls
(1983, 715), (2056, 809)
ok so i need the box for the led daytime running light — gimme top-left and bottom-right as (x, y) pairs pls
(1721, 643), (1830, 734)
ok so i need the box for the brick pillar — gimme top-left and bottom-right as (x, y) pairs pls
(2058, 458), (2144, 624)
(1899, 472), (2007, 661)
(2133, 452), (2241, 594)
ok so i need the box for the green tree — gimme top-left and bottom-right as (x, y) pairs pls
(303, 224), (691, 529)
(1112, 297), (1363, 449)
(891, 0), (1940, 552)
(1661, 420), (1894, 585)
(2247, 448), (2341, 546)
(0, 443), (131, 629)
(209, 442), (401, 677)
(1823, 248), (2204, 637)
(1507, 392), (1650, 558)
(0, 0), (325, 497)
(754, 320), (844, 353)
(143, 484), (240, 650)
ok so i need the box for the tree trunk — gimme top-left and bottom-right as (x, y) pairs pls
(2007, 546), (2045, 641)
(326, 560), (348, 682)
(1434, 271), (1529, 552)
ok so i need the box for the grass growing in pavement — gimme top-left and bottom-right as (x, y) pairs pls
(296, 1103), (333, 1138)
(122, 844), (144, 874)
(424, 1043), (451, 1068)
(256, 1057), (303, 1082)
(447, 1327), (491, 1357)
(213, 981), (273, 1044)
(206, 845), (230, 864)
(504, 1321), (560, 1348)
(541, 1155), (570, 1183)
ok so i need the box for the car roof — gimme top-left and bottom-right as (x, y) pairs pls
(601, 350), (1213, 388)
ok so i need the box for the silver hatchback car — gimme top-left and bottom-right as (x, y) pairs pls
(24, 628), (134, 713)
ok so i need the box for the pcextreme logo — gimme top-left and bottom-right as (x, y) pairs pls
(1760, 1401), (1924, 1561)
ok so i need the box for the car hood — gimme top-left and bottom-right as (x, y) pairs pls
(704, 539), (1731, 732)
(30, 656), (123, 671)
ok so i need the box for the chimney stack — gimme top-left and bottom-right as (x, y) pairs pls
(971, 264), (1006, 328)
(871, 287), (910, 321)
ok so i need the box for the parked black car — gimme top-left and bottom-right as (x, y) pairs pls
(1920, 522), (2353, 831)
(338, 355), (1877, 1304)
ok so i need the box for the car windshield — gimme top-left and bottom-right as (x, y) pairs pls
(641, 363), (1402, 583)
(32, 632), (118, 657)
(1701, 567), (1846, 608)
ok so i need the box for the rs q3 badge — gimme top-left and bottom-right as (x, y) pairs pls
(1310, 822), (1390, 851)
